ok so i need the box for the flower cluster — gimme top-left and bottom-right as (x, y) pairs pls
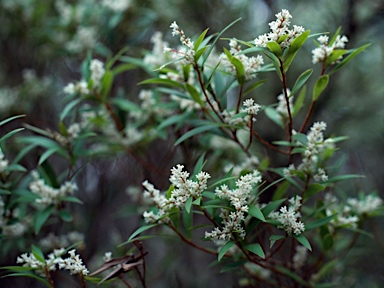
(101, 0), (131, 12)
(269, 195), (305, 235)
(142, 165), (211, 223)
(205, 170), (262, 241)
(312, 34), (348, 64)
(89, 59), (105, 88)
(17, 248), (66, 276)
(63, 58), (105, 96)
(17, 248), (88, 277)
(166, 21), (195, 64)
(58, 249), (89, 275)
(29, 171), (78, 206)
(220, 39), (264, 81)
(284, 121), (334, 181)
(241, 98), (261, 115)
(254, 9), (305, 48)
(324, 194), (359, 229)
(347, 194), (383, 214)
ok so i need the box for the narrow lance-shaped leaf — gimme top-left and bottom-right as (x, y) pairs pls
(266, 41), (282, 57)
(312, 75), (329, 101)
(329, 43), (371, 75)
(291, 69), (313, 96)
(294, 234), (312, 251)
(283, 30), (310, 72)
(218, 241), (236, 261)
(244, 243), (265, 259)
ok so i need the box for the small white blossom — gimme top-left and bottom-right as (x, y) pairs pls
(347, 194), (383, 214)
(275, 89), (293, 119)
(206, 170), (262, 241)
(269, 195), (305, 235)
(312, 34), (348, 64)
(29, 171), (78, 206)
(58, 249), (89, 275)
(0, 151), (9, 173)
(241, 98), (261, 115)
(168, 21), (195, 64)
(103, 251), (113, 262)
(101, 0), (131, 11)
(254, 9), (305, 48)
(220, 39), (264, 81)
(90, 59), (105, 88)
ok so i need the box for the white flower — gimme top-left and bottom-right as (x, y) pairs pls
(168, 21), (195, 64)
(90, 59), (105, 88)
(220, 39), (264, 81)
(241, 98), (261, 115)
(312, 34), (348, 64)
(275, 89), (293, 119)
(58, 249), (89, 275)
(0, 151), (9, 173)
(269, 195), (305, 235)
(29, 171), (78, 206)
(254, 9), (305, 48)
(206, 170), (262, 241)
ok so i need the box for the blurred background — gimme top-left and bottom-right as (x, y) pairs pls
(1, 0), (383, 287)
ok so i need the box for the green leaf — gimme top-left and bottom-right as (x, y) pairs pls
(276, 266), (308, 286)
(34, 206), (54, 235)
(127, 224), (159, 242)
(292, 133), (308, 145)
(139, 78), (184, 89)
(38, 146), (67, 165)
(244, 243), (265, 259)
(325, 49), (347, 67)
(329, 43), (371, 75)
(192, 153), (206, 177)
(31, 245), (45, 263)
(60, 98), (82, 121)
(310, 259), (338, 284)
(263, 50), (282, 80)
(58, 209), (73, 222)
(312, 75), (329, 101)
(185, 196), (193, 214)
(112, 63), (136, 76)
(262, 198), (286, 216)
(283, 30), (310, 72)
(220, 260), (247, 273)
(185, 83), (203, 105)
(328, 27), (342, 46)
(248, 204), (265, 221)
(291, 69), (313, 96)
(264, 106), (283, 128)
(0, 115), (25, 127)
(304, 183), (325, 198)
(101, 70), (114, 100)
(305, 214), (336, 231)
(244, 79), (266, 96)
(174, 124), (218, 146)
(269, 234), (285, 248)
(326, 174), (364, 183)
(292, 85), (307, 117)
(0, 128), (24, 144)
(294, 234), (312, 251)
(194, 28), (209, 51)
(3, 272), (51, 287)
(61, 196), (83, 204)
(272, 180), (290, 201)
(218, 241), (236, 261)
(266, 41), (282, 57)
(112, 98), (140, 112)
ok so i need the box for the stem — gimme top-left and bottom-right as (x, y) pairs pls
(81, 273), (86, 288)
(45, 267), (55, 288)
(118, 275), (132, 288)
(236, 84), (244, 114)
(246, 116), (254, 151)
(251, 130), (290, 155)
(168, 224), (218, 255)
(299, 100), (315, 133)
(279, 60), (293, 143)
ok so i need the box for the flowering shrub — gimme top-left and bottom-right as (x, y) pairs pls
(0, 7), (382, 288)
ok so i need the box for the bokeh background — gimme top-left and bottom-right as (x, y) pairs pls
(1, 0), (384, 287)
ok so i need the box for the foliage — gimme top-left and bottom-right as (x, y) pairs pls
(0, 3), (383, 288)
